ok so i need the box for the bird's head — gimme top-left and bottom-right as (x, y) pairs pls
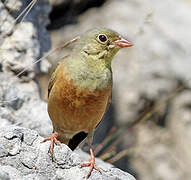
(72, 28), (133, 63)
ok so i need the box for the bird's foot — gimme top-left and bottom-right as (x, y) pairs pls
(81, 156), (101, 179)
(41, 132), (61, 159)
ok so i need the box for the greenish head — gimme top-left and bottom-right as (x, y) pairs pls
(71, 27), (132, 64)
(67, 28), (132, 91)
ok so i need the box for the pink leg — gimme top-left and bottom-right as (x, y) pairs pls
(41, 132), (61, 158)
(81, 141), (101, 179)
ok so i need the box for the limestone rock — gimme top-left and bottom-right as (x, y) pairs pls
(0, 126), (136, 180)
(0, 0), (52, 136)
(0, 0), (51, 76)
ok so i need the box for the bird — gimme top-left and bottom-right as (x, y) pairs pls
(41, 27), (133, 179)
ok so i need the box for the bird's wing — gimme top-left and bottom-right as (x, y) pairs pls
(48, 56), (68, 98)
(106, 91), (112, 112)
(95, 90), (112, 130)
(67, 93), (112, 151)
(48, 71), (56, 98)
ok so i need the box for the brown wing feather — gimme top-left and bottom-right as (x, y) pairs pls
(48, 56), (68, 98)
(48, 71), (56, 98)
(95, 91), (112, 129)
(68, 92), (111, 151)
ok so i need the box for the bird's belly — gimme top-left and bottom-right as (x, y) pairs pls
(48, 80), (111, 134)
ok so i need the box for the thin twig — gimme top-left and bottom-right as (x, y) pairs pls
(94, 127), (116, 155)
(20, 0), (37, 23)
(107, 148), (134, 164)
(0, 0), (37, 44)
(14, 0), (36, 23)
(99, 150), (116, 161)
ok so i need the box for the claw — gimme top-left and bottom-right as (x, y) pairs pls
(81, 142), (101, 179)
(81, 160), (101, 179)
(41, 132), (61, 160)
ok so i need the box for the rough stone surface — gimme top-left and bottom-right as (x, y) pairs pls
(0, 0), (52, 136)
(0, 0), (51, 76)
(167, 91), (191, 178)
(130, 124), (186, 180)
(0, 126), (135, 180)
(0, 73), (52, 137)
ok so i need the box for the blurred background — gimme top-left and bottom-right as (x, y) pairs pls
(1, 0), (191, 180)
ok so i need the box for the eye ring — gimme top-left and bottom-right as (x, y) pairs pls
(97, 34), (107, 43)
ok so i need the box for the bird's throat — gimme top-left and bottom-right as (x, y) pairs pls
(66, 56), (112, 91)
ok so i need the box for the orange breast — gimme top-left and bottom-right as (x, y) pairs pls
(48, 67), (112, 136)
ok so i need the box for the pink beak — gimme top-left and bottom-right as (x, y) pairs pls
(113, 37), (133, 48)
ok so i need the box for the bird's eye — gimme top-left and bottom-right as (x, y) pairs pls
(98, 34), (107, 43)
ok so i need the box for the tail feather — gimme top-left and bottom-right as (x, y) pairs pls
(68, 131), (88, 151)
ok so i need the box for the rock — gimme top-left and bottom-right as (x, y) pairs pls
(130, 123), (186, 180)
(0, 0), (51, 76)
(49, 0), (69, 7)
(0, 166), (22, 180)
(0, 169), (10, 180)
(48, 0), (107, 29)
(0, 0), (52, 137)
(0, 126), (136, 180)
(0, 73), (52, 137)
(167, 90), (191, 178)
(0, 1), (14, 36)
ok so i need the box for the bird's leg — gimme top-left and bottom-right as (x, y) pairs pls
(81, 141), (101, 179)
(41, 132), (61, 159)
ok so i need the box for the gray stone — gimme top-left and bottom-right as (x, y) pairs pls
(0, 73), (52, 137)
(0, 1), (14, 36)
(20, 151), (37, 169)
(0, 169), (10, 180)
(130, 124), (185, 180)
(3, 0), (22, 12)
(0, 126), (136, 180)
(0, 146), (8, 158)
(54, 145), (81, 168)
(0, 166), (22, 180)
(0, 0), (51, 76)
(167, 91), (191, 178)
